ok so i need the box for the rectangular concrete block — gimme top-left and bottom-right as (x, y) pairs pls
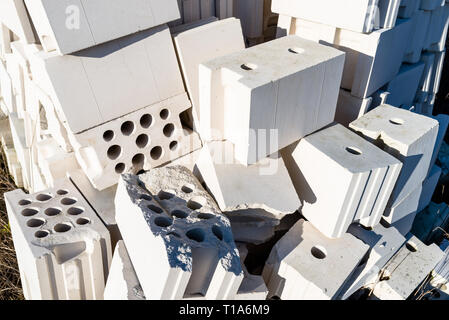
(282, 123), (402, 238)
(4, 179), (112, 299)
(335, 89), (373, 127)
(68, 93), (202, 191)
(24, 0), (181, 55)
(115, 166), (243, 300)
(29, 25), (185, 134)
(199, 35), (345, 165)
(350, 104), (439, 219)
(263, 219), (369, 299)
(418, 165), (442, 212)
(0, 0), (36, 44)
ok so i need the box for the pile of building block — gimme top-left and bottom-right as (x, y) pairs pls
(1, 0), (449, 300)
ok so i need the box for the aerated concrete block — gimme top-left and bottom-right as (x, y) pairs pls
(424, 4), (449, 52)
(29, 25), (185, 134)
(282, 123), (402, 238)
(350, 104), (439, 219)
(4, 179), (112, 300)
(173, 18), (245, 125)
(0, 0), (36, 44)
(263, 219), (369, 300)
(68, 93), (202, 191)
(199, 35), (345, 165)
(370, 235), (444, 300)
(335, 89), (373, 127)
(115, 166), (243, 300)
(24, 0), (180, 55)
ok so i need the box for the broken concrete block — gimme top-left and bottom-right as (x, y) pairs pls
(115, 166), (243, 300)
(29, 25), (185, 134)
(412, 202), (449, 244)
(335, 89), (373, 127)
(282, 123), (402, 238)
(350, 104), (439, 218)
(24, 0), (180, 55)
(104, 240), (145, 300)
(339, 224), (406, 299)
(4, 178), (112, 300)
(199, 35), (345, 165)
(173, 18), (245, 125)
(263, 219), (369, 300)
(0, 0), (36, 44)
(418, 165), (442, 213)
(68, 93), (202, 191)
(370, 235), (444, 300)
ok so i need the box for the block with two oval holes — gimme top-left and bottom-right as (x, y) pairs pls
(115, 166), (244, 300)
(4, 178), (112, 300)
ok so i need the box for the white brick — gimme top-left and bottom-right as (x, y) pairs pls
(4, 179), (112, 299)
(115, 166), (243, 300)
(263, 219), (369, 299)
(24, 0), (180, 55)
(29, 25), (185, 134)
(282, 123), (402, 238)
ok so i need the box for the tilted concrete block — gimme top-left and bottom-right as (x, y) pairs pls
(282, 123), (402, 238)
(0, 0), (36, 44)
(291, 18), (412, 98)
(4, 179), (112, 299)
(170, 16), (218, 35)
(199, 35), (345, 164)
(115, 166), (243, 300)
(24, 0), (180, 55)
(29, 25), (185, 134)
(335, 89), (373, 127)
(370, 235), (444, 300)
(233, 0), (264, 38)
(384, 179), (423, 225)
(263, 219), (369, 300)
(104, 240), (145, 300)
(68, 93), (201, 191)
(418, 165), (442, 212)
(339, 224), (406, 299)
(173, 18), (245, 126)
(350, 104), (439, 220)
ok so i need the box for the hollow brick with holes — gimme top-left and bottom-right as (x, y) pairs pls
(282, 123), (402, 238)
(4, 178), (112, 300)
(350, 104), (439, 224)
(262, 219), (369, 300)
(115, 166), (243, 300)
(67, 93), (201, 191)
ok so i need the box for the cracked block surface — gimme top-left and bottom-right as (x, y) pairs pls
(69, 93), (202, 191)
(282, 123), (402, 238)
(115, 166), (243, 300)
(4, 178), (112, 300)
(263, 219), (369, 300)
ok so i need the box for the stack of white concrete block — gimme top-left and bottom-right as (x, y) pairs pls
(1, 0), (449, 301)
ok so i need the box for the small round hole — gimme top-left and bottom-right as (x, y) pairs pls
(54, 223), (71, 233)
(158, 190), (175, 200)
(311, 245), (327, 259)
(27, 218), (45, 228)
(107, 145), (122, 160)
(198, 213), (215, 220)
(44, 207), (62, 216)
(61, 198), (77, 206)
(389, 118), (404, 125)
(18, 199), (32, 206)
(163, 123), (175, 137)
(212, 225), (223, 241)
(288, 47), (305, 54)
(241, 63), (257, 71)
(140, 114), (153, 128)
(160, 109), (170, 120)
(139, 194), (152, 201)
(121, 121), (135, 136)
(103, 130), (114, 142)
(148, 204), (163, 214)
(56, 190), (68, 196)
(21, 208), (39, 217)
(150, 146), (163, 160)
(76, 217), (90, 225)
(115, 163), (126, 174)
(406, 241), (418, 252)
(154, 216), (173, 228)
(136, 134), (149, 148)
(132, 154), (145, 166)
(186, 228), (205, 242)
(169, 141), (178, 151)
(181, 184), (194, 193)
(67, 207), (84, 216)
(35, 230), (49, 239)
(346, 147), (362, 155)
(187, 196), (206, 210)
(36, 193), (52, 202)
(171, 210), (188, 219)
